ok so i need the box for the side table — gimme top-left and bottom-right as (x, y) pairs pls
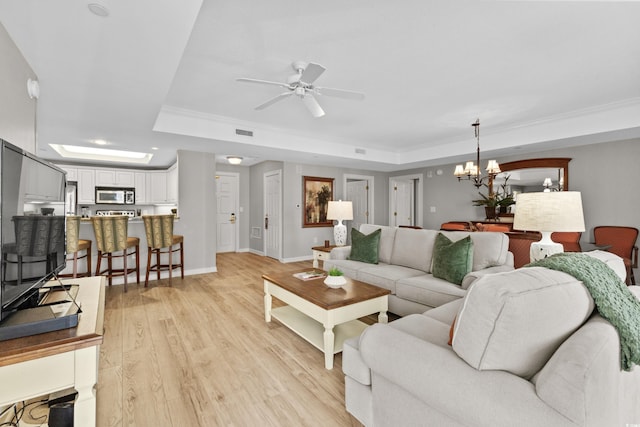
(312, 245), (337, 268)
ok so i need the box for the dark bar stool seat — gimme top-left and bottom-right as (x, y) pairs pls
(92, 216), (140, 292)
(142, 214), (184, 287)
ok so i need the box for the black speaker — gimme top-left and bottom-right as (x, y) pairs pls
(48, 402), (74, 427)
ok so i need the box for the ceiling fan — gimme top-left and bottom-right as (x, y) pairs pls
(236, 61), (365, 118)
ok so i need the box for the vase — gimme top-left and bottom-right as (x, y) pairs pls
(485, 206), (497, 219)
(324, 275), (346, 288)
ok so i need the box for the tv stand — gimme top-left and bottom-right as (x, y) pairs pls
(0, 285), (81, 341)
(0, 276), (105, 427)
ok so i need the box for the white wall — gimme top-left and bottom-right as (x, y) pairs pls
(0, 22), (37, 153)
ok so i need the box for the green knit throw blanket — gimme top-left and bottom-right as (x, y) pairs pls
(527, 253), (640, 371)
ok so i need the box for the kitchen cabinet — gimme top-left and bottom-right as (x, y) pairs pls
(134, 172), (147, 204)
(77, 168), (95, 204)
(95, 168), (135, 187)
(148, 171), (168, 203)
(60, 166), (78, 182)
(166, 164), (178, 203)
(23, 161), (65, 202)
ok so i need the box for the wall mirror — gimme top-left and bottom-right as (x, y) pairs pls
(493, 158), (570, 194)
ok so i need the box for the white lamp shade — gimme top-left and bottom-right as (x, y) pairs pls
(513, 191), (585, 233)
(326, 201), (353, 221)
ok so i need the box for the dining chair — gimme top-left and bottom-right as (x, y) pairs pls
(593, 226), (638, 285)
(551, 231), (582, 252)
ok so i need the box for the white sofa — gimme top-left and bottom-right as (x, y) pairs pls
(343, 252), (640, 426)
(324, 224), (514, 316)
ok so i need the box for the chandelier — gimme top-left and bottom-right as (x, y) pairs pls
(454, 119), (501, 188)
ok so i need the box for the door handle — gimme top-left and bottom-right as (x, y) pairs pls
(265, 216), (269, 230)
(230, 213), (236, 224)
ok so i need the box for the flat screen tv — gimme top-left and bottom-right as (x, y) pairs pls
(0, 139), (67, 324)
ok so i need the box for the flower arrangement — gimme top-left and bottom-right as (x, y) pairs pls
(472, 175), (515, 217)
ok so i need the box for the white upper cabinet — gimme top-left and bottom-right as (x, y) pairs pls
(167, 164), (178, 203)
(77, 167), (95, 204)
(95, 168), (135, 187)
(134, 172), (147, 204)
(148, 171), (168, 203)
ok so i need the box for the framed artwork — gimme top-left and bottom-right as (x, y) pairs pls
(303, 176), (334, 227)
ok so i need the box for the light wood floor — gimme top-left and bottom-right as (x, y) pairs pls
(97, 252), (371, 427)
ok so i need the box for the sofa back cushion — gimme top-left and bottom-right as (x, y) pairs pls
(390, 228), (438, 272)
(452, 267), (594, 379)
(360, 224), (397, 264)
(441, 231), (510, 271)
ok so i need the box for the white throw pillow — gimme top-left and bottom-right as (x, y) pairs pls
(452, 267), (594, 379)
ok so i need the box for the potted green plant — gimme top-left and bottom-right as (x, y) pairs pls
(472, 190), (501, 219)
(324, 267), (346, 288)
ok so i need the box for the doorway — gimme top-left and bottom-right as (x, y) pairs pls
(344, 174), (374, 235)
(389, 173), (423, 227)
(264, 170), (282, 260)
(216, 172), (239, 253)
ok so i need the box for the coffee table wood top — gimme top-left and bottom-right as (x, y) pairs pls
(262, 270), (390, 311)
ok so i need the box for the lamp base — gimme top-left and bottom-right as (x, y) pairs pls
(530, 231), (563, 262)
(334, 221), (347, 246)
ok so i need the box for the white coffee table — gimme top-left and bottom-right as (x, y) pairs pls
(263, 270), (390, 369)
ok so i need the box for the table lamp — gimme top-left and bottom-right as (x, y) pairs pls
(326, 200), (353, 246)
(513, 191), (585, 262)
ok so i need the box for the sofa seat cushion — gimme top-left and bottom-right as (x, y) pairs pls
(357, 264), (426, 294)
(324, 259), (387, 280)
(452, 267), (594, 379)
(441, 231), (510, 271)
(396, 275), (467, 309)
(390, 228), (438, 272)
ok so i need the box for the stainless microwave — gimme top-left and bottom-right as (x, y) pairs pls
(95, 187), (135, 205)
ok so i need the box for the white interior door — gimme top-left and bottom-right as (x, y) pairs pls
(264, 170), (281, 259)
(216, 173), (238, 253)
(347, 180), (369, 232)
(389, 173), (424, 227)
(391, 178), (414, 226)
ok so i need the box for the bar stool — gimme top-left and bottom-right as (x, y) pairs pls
(142, 214), (184, 287)
(92, 216), (140, 291)
(60, 215), (92, 278)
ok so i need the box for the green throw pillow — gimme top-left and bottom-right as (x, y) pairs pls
(432, 233), (474, 285)
(348, 228), (381, 264)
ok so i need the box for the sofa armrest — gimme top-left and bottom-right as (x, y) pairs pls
(359, 324), (569, 426)
(329, 246), (351, 260)
(460, 264), (514, 290)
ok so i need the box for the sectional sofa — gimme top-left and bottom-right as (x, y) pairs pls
(324, 224), (513, 316)
(342, 251), (639, 426)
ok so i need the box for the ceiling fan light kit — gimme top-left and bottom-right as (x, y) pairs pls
(236, 60), (365, 118)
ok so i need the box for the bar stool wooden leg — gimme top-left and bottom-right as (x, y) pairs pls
(123, 248), (128, 293)
(180, 242), (184, 279)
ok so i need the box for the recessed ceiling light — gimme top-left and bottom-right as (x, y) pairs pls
(88, 3), (109, 17)
(227, 156), (243, 165)
(151, 147), (159, 150)
(93, 139), (108, 145)
(50, 144), (153, 164)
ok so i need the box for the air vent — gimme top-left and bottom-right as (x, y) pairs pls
(235, 129), (253, 137)
(355, 148), (366, 155)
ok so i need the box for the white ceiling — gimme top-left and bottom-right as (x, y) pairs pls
(1, 0), (639, 171)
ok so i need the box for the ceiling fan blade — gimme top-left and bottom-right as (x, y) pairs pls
(255, 92), (293, 110)
(315, 86), (365, 100)
(299, 62), (326, 85)
(302, 94), (325, 118)
(236, 77), (291, 90)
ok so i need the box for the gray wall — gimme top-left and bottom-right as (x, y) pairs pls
(0, 22), (37, 153)
(419, 138), (640, 242)
(175, 150), (217, 273)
